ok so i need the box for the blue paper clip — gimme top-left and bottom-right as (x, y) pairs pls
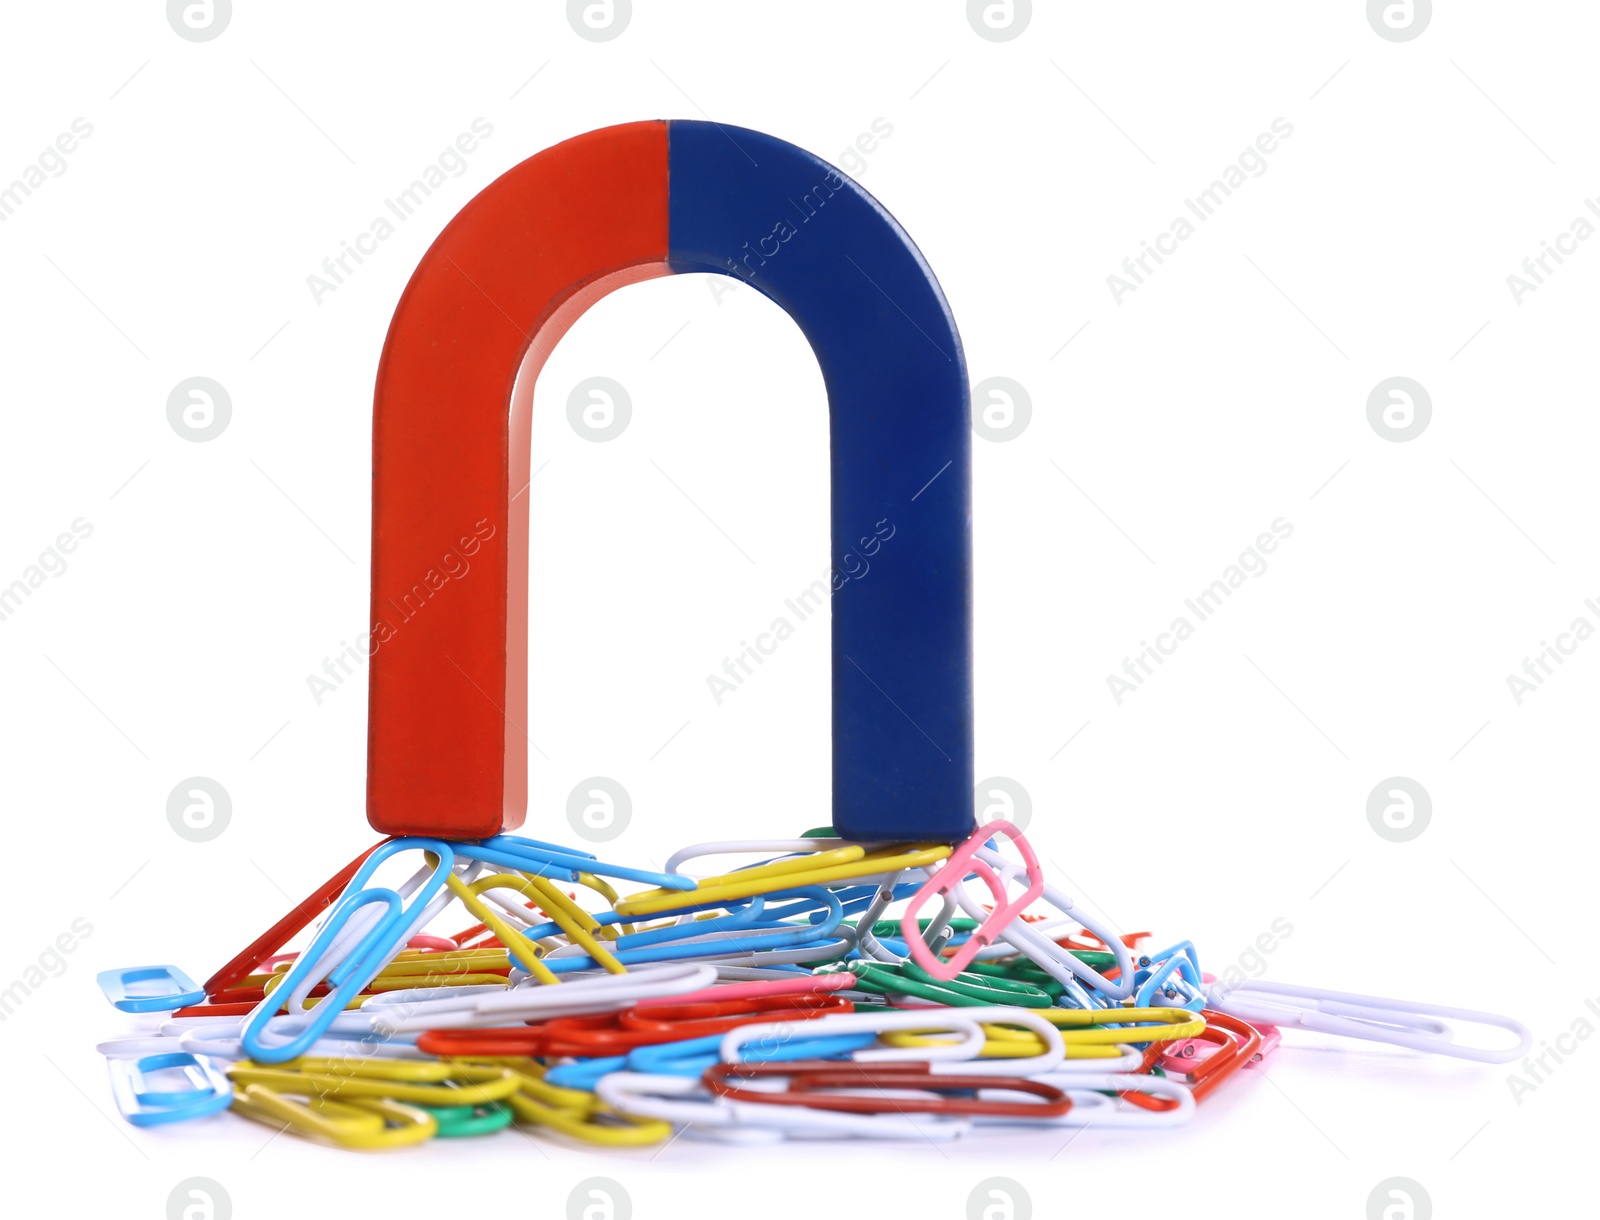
(544, 1054), (628, 1090)
(242, 838), (455, 1063)
(630, 1030), (879, 1078)
(1135, 942), (1206, 1010)
(545, 1031), (879, 1089)
(473, 834), (696, 890)
(504, 834), (596, 860)
(471, 834), (697, 891)
(528, 889), (847, 974)
(96, 965), (206, 1013)
(107, 1052), (232, 1126)
(452, 839), (581, 883)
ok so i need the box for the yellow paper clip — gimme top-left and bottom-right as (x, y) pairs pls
(437, 863), (561, 985)
(575, 872), (632, 937)
(491, 872), (626, 975)
(367, 947), (516, 990)
(1039, 1006), (1208, 1044)
(228, 1060), (522, 1107)
(379, 948), (513, 975)
(443, 1060), (672, 1146)
(231, 1084), (437, 1149)
(881, 1007), (1207, 1058)
(504, 1067), (672, 1146)
(270, 1056), (456, 1082)
(615, 844), (952, 917)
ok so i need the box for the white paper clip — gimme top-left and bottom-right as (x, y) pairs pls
(367, 962), (716, 1033)
(1208, 979), (1532, 1063)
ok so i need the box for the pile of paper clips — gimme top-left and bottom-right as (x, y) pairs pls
(96, 821), (1532, 1148)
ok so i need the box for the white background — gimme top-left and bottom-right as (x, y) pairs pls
(0, 2), (1593, 1216)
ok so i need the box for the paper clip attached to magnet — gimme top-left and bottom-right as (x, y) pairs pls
(241, 839), (457, 1063)
(899, 820), (1044, 982)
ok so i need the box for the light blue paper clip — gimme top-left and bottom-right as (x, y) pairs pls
(471, 834), (696, 891)
(108, 1052), (232, 1126)
(96, 965), (206, 1013)
(241, 838), (455, 1063)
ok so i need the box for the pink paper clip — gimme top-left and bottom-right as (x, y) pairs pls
(900, 820), (1044, 981)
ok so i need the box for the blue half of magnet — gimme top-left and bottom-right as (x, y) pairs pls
(667, 121), (975, 843)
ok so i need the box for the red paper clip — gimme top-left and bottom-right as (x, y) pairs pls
(704, 1060), (1073, 1118)
(1124, 1010), (1264, 1110)
(416, 992), (854, 1058)
(201, 839), (389, 998)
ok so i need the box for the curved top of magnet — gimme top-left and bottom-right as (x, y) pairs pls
(367, 120), (973, 842)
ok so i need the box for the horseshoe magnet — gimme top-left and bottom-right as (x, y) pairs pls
(366, 120), (973, 843)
